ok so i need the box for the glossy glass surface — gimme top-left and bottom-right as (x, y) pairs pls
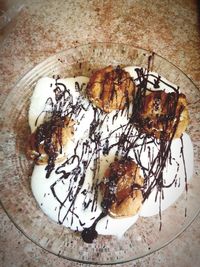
(0, 43), (199, 264)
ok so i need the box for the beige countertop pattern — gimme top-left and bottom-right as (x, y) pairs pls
(0, 0), (200, 266)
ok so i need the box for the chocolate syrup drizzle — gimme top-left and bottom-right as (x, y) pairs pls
(34, 59), (188, 243)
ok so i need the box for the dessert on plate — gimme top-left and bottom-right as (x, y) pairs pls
(100, 158), (144, 218)
(86, 65), (135, 112)
(27, 64), (193, 243)
(131, 90), (189, 139)
(27, 116), (74, 166)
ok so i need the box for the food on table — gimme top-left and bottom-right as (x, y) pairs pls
(27, 63), (193, 243)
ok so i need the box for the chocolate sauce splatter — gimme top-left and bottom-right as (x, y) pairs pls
(81, 211), (106, 243)
(33, 61), (189, 242)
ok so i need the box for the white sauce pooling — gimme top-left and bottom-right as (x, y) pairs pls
(30, 67), (193, 238)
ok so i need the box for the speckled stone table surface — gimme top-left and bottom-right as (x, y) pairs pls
(0, 0), (200, 266)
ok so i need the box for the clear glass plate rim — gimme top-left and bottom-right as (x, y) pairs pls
(1, 199), (200, 265)
(1, 42), (199, 111)
(0, 42), (200, 265)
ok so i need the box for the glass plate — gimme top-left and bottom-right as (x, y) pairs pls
(0, 43), (200, 265)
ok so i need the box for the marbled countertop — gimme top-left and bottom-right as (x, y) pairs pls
(0, 0), (200, 266)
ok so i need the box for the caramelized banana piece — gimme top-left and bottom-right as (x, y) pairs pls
(27, 116), (74, 164)
(133, 91), (189, 139)
(86, 65), (135, 113)
(100, 158), (144, 218)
